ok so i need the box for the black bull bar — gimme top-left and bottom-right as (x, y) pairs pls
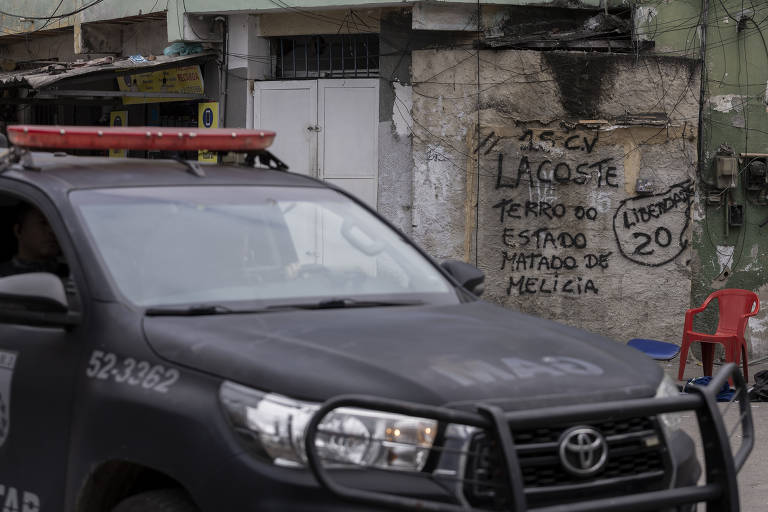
(305, 363), (753, 512)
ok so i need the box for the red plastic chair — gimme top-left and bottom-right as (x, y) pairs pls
(678, 289), (760, 382)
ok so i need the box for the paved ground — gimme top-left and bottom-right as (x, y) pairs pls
(661, 357), (768, 512)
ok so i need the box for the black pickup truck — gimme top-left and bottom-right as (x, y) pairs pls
(0, 125), (752, 512)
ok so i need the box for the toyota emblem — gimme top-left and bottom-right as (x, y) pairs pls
(558, 426), (608, 476)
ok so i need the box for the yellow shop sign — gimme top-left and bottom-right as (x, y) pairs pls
(198, 102), (219, 163)
(117, 65), (204, 104)
(109, 111), (127, 158)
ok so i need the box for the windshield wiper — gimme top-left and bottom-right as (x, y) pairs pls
(266, 298), (423, 310)
(145, 298), (423, 316)
(145, 304), (239, 316)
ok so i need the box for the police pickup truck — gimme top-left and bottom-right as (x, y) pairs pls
(0, 125), (752, 512)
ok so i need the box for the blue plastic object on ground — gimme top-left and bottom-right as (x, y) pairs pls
(627, 338), (681, 361)
(683, 376), (735, 402)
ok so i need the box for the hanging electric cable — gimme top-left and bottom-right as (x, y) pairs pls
(0, 0), (108, 20)
(697, 0), (710, 182)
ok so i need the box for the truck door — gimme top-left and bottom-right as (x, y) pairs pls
(0, 189), (87, 512)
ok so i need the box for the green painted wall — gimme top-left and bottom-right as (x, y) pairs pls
(651, 0), (768, 353)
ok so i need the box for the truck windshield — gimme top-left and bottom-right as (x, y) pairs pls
(71, 186), (456, 307)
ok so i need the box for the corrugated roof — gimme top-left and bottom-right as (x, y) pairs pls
(0, 52), (217, 90)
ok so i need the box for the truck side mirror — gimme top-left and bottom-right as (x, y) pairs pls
(0, 272), (77, 328)
(440, 260), (485, 297)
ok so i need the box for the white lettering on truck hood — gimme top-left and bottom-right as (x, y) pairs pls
(431, 356), (604, 387)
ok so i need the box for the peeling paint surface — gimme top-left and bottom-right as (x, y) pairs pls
(710, 94), (748, 113)
(716, 245), (735, 272)
(693, 189), (705, 222)
(634, 6), (658, 41)
(750, 283), (768, 357)
(392, 83), (413, 138)
(764, 80), (768, 106)
(744, 245), (760, 271)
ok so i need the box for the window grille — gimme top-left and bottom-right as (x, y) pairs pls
(269, 34), (379, 79)
(33, 104), (57, 125)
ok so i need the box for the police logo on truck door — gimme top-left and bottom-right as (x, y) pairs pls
(0, 351), (17, 448)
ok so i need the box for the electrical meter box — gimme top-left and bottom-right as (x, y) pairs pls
(716, 155), (738, 188)
(746, 159), (768, 190)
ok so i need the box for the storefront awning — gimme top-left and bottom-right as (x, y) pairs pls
(0, 52), (217, 103)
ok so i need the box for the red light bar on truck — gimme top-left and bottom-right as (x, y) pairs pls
(7, 125), (276, 152)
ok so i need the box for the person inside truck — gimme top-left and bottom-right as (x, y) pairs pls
(0, 202), (67, 277)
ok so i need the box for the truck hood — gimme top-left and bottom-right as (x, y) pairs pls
(142, 301), (663, 410)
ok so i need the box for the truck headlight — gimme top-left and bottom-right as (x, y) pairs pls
(220, 381), (437, 471)
(655, 375), (683, 432)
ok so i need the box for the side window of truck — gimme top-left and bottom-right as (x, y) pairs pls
(0, 194), (79, 313)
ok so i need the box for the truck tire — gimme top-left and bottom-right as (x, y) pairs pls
(111, 489), (200, 512)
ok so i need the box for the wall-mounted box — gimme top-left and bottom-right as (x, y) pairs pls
(635, 178), (654, 195)
(746, 159), (768, 190)
(729, 204), (744, 227)
(716, 155), (738, 188)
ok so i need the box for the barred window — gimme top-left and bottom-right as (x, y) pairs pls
(269, 34), (379, 79)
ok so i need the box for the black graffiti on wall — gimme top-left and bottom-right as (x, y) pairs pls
(612, 180), (694, 267)
(426, 146), (449, 162)
(496, 154), (620, 189)
(490, 128), (616, 189)
(518, 129), (599, 154)
(498, 221), (612, 297)
(492, 199), (598, 224)
(502, 228), (588, 250)
(501, 251), (613, 272)
(507, 275), (599, 296)
(483, 128), (614, 298)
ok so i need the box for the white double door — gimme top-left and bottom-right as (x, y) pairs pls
(252, 79), (379, 208)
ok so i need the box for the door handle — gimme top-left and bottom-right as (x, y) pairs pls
(307, 125), (322, 132)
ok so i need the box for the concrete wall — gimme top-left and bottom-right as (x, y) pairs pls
(79, 0), (166, 23)
(77, 19), (168, 56)
(225, 14), (270, 129)
(0, 33), (76, 63)
(0, 0), (165, 36)
(167, 0), (627, 41)
(412, 49), (700, 343)
(0, 18), (167, 64)
(377, 11), (414, 235)
(0, 0), (78, 35)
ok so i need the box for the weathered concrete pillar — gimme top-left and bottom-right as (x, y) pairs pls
(378, 10), (414, 235)
(226, 14), (270, 129)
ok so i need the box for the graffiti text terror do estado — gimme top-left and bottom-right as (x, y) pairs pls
(492, 199), (598, 224)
